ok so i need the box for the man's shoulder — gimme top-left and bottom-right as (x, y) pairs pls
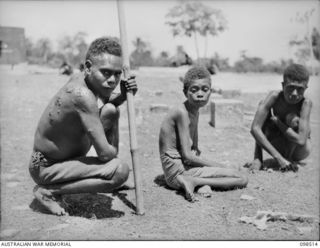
(260, 90), (281, 107)
(168, 104), (187, 118)
(65, 76), (94, 98)
(268, 90), (282, 100)
(64, 81), (97, 109)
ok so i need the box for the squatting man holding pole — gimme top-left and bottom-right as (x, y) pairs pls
(29, 37), (137, 216)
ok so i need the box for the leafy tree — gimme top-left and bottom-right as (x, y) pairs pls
(165, 0), (227, 60)
(130, 37), (154, 67)
(289, 9), (318, 65)
(58, 32), (88, 66)
(233, 51), (264, 73)
(25, 37), (34, 58)
(34, 38), (52, 63)
(210, 52), (230, 71)
(311, 27), (320, 61)
(171, 45), (192, 67)
(154, 51), (171, 67)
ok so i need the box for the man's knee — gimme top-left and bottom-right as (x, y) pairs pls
(292, 141), (311, 161)
(100, 103), (120, 118)
(100, 103), (120, 129)
(112, 161), (130, 187)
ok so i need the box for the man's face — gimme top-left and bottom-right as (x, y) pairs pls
(87, 53), (122, 99)
(186, 78), (211, 108)
(282, 80), (307, 105)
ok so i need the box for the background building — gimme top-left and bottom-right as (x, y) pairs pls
(0, 26), (26, 64)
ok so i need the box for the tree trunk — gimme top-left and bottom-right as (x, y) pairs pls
(204, 35), (208, 59)
(193, 31), (200, 61)
(306, 18), (315, 75)
(43, 51), (48, 63)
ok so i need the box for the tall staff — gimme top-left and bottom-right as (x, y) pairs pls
(117, 0), (144, 215)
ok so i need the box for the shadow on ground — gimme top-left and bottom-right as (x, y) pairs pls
(262, 158), (281, 170)
(112, 191), (136, 213)
(153, 174), (186, 199)
(263, 158), (300, 172)
(30, 193), (125, 219)
(153, 174), (169, 188)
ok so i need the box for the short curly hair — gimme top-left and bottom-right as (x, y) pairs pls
(283, 64), (309, 84)
(183, 66), (211, 94)
(86, 36), (122, 61)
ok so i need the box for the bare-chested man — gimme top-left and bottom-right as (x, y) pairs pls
(159, 66), (248, 202)
(248, 63), (312, 172)
(29, 37), (137, 215)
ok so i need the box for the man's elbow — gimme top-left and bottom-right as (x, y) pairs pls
(97, 155), (111, 163)
(97, 148), (117, 162)
(250, 125), (259, 137)
(182, 154), (193, 166)
(296, 137), (307, 146)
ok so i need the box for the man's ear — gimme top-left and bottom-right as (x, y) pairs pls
(85, 60), (92, 73)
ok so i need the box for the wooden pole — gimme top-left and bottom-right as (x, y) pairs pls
(117, 0), (144, 215)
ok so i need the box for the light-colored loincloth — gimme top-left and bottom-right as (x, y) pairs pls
(29, 150), (119, 185)
(160, 153), (222, 190)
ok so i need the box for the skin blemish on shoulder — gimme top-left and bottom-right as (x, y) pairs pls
(65, 87), (73, 93)
(48, 112), (54, 125)
(54, 97), (62, 107)
(74, 88), (86, 98)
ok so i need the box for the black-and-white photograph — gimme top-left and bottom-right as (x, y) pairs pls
(0, 0), (319, 242)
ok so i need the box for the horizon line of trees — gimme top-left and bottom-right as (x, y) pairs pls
(25, 33), (315, 75)
(23, 1), (320, 75)
(24, 1), (319, 75)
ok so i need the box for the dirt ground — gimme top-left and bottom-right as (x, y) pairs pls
(0, 65), (319, 240)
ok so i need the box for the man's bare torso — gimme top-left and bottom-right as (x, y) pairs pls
(264, 91), (306, 136)
(159, 102), (198, 157)
(34, 74), (94, 161)
(272, 91), (304, 121)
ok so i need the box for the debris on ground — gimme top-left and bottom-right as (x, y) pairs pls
(240, 194), (256, 201)
(239, 210), (318, 230)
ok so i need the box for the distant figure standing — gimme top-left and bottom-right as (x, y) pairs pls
(247, 64), (312, 172)
(29, 37), (137, 215)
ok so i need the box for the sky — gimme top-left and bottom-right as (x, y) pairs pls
(0, 0), (319, 64)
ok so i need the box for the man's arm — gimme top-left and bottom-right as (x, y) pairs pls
(105, 113), (119, 152)
(107, 92), (125, 107)
(175, 109), (218, 167)
(74, 87), (117, 162)
(190, 114), (201, 156)
(250, 91), (290, 168)
(272, 99), (312, 145)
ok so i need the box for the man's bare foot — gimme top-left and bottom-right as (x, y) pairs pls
(196, 185), (212, 198)
(176, 175), (198, 202)
(33, 185), (67, 216)
(230, 164), (242, 171)
(243, 159), (262, 172)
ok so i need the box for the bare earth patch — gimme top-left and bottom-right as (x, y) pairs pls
(0, 65), (319, 240)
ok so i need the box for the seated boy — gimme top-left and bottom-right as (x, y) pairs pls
(248, 63), (312, 171)
(159, 66), (248, 202)
(29, 37), (137, 215)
